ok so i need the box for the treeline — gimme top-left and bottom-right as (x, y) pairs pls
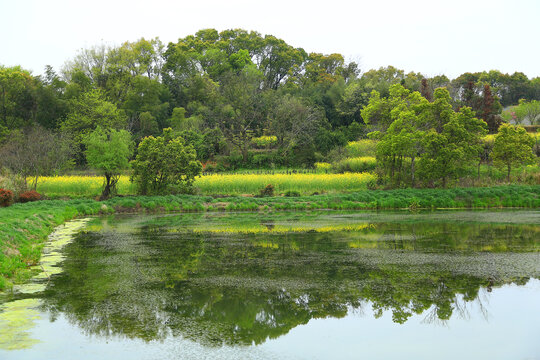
(1, 28), (540, 170)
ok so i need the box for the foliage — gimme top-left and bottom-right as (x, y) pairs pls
(1, 30), (539, 187)
(0, 126), (74, 190)
(258, 184), (275, 197)
(0, 188), (14, 207)
(84, 127), (133, 199)
(364, 84), (487, 187)
(333, 157), (377, 173)
(346, 140), (377, 157)
(251, 135), (277, 148)
(0, 66), (37, 139)
(492, 124), (536, 180)
(17, 190), (41, 203)
(131, 128), (202, 195)
(502, 100), (540, 125)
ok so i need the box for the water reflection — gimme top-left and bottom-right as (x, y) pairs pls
(35, 212), (539, 346)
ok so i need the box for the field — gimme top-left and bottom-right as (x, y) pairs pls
(36, 172), (377, 197)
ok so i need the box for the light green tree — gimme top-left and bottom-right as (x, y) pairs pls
(84, 127), (133, 199)
(492, 124), (535, 181)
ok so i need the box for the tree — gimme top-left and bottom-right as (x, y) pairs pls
(84, 127), (133, 200)
(218, 66), (265, 163)
(131, 128), (202, 195)
(363, 85), (487, 187)
(0, 66), (38, 140)
(492, 124), (535, 181)
(420, 78), (432, 102)
(480, 84), (502, 133)
(268, 95), (324, 156)
(0, 125), (74, 190)
(61, 89), (127, 163)
(419, 106), (487, 187)
(502, 99), (540, 125)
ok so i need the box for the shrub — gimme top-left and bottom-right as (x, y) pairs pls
(18, 190), (42, 203)
(284, 190), (301, 197)
(259, 184), (275, 197)
(0, 188), (14, 207)
(334, 157), (377, 173)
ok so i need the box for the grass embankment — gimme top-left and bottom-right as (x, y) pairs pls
(1, 185), (539, 290)
(36, 173), (377, 198)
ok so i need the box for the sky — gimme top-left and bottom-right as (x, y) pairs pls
(1, 0), (539, 79)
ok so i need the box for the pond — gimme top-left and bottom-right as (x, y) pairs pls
(1, 210), (539, 359)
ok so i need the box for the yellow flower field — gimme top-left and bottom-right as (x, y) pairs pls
(36, 172), (377, 197)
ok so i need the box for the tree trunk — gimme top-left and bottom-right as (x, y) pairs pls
(507, 164), (511, 182)
(100, 173), (112, 200)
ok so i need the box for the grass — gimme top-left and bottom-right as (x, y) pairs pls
(1, 184), (539, 290)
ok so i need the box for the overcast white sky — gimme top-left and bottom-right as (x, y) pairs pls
(1, 0), (539, 79)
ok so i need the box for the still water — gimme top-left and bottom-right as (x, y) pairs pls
(1, 210), (539, 359)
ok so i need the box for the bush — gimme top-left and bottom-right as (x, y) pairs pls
(284, 190), (301, 197)
(259, 184), (275, 197)
(18, 190), (42, 203)
(334, 157), (377, 173)
(0, 188), (14, 207)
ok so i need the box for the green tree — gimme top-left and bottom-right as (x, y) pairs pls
(419, 106), (487, 187)
(0, 66), (37, 140)
(502, 99), (540, 125)
(61, 90), (127, 163)
(84, 127), (133, 199)
(492, 124), (535, 181)
(131, 128), (202, 195)
(218, 66), (265, 163)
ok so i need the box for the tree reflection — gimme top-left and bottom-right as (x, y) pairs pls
(39, 214), (539, 346)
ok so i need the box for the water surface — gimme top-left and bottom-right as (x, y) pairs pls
(1, 210), (539, 359)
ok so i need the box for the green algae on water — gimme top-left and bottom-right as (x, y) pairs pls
(0, 299), (41, 350)
(0, 218), (90, 351)
(13, 218), (90, 295)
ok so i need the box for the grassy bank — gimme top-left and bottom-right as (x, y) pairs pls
(1, 185), (539, 290)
